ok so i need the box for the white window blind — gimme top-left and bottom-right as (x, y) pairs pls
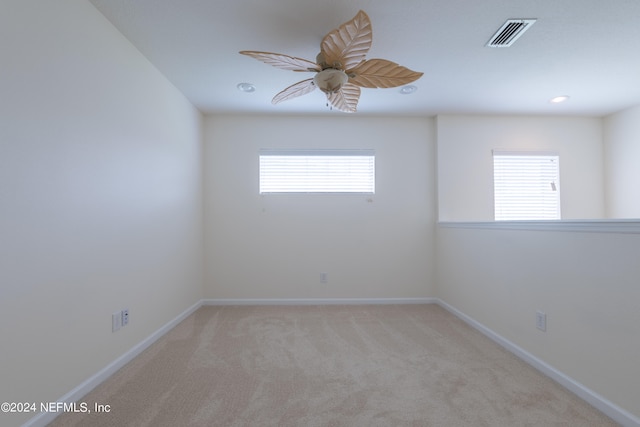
(493, 151), (560, 220)
(259, 149), (375, 194)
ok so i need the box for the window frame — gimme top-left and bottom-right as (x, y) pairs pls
(259, 148), (375, 195)
(492, 150), (561, 221)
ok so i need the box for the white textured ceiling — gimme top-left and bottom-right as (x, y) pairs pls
(88, 0), (640, 116)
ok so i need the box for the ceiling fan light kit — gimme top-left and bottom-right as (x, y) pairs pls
(313, 69), (349, 94)
(240, 10), (423, 112)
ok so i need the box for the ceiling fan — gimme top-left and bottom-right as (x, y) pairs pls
(240, 10), (423, 113)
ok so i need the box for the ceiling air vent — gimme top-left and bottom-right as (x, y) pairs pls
(487, 19), (536, 47)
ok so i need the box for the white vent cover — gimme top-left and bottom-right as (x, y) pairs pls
(487, 19), (536, 47)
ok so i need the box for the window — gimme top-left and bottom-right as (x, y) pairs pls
(259, 149), (375, 194)
(493, 151), (560, 220)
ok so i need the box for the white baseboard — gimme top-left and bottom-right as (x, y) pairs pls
(435, 298), (640, 427)
(23, 297), (638, 427)
(22, 300), (203, 427)
(22, 297), (432, 426)
(203, 297), (437, 306)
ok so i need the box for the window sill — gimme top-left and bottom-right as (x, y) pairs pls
(437, 219), (640, 234)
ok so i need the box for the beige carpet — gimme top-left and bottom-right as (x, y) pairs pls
(49, 304), (618, 426)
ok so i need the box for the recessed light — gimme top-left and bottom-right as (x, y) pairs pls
(237, 82), (256, 93)
(550, 95), (570, 104)
(399, 85), (418, 95)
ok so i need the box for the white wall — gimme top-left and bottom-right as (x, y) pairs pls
(437, 115), (605, 221)
(435, 113), (640, 421)
(204, 115), (436, 300)
(1, 2), (635, 426)
(604, 105), (640, 218)
(436, 225), (640, 421)
(0, 1), (203, 426)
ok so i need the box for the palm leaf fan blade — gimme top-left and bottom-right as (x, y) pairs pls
(272, 78), (316, 104)
(327, 83), (360, 113)
(348, 59), (423, 88)
(320, 10), (372, 71)
(239, 51), (320, 72)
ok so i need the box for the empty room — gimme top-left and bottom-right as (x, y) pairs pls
(1, 1), (639, 426)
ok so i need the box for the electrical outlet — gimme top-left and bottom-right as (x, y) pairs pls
(112, 312), (122, 332)
(320, 272), (328, 283)
(121, 309), (129, 327)
(536, 311), (547, 332)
